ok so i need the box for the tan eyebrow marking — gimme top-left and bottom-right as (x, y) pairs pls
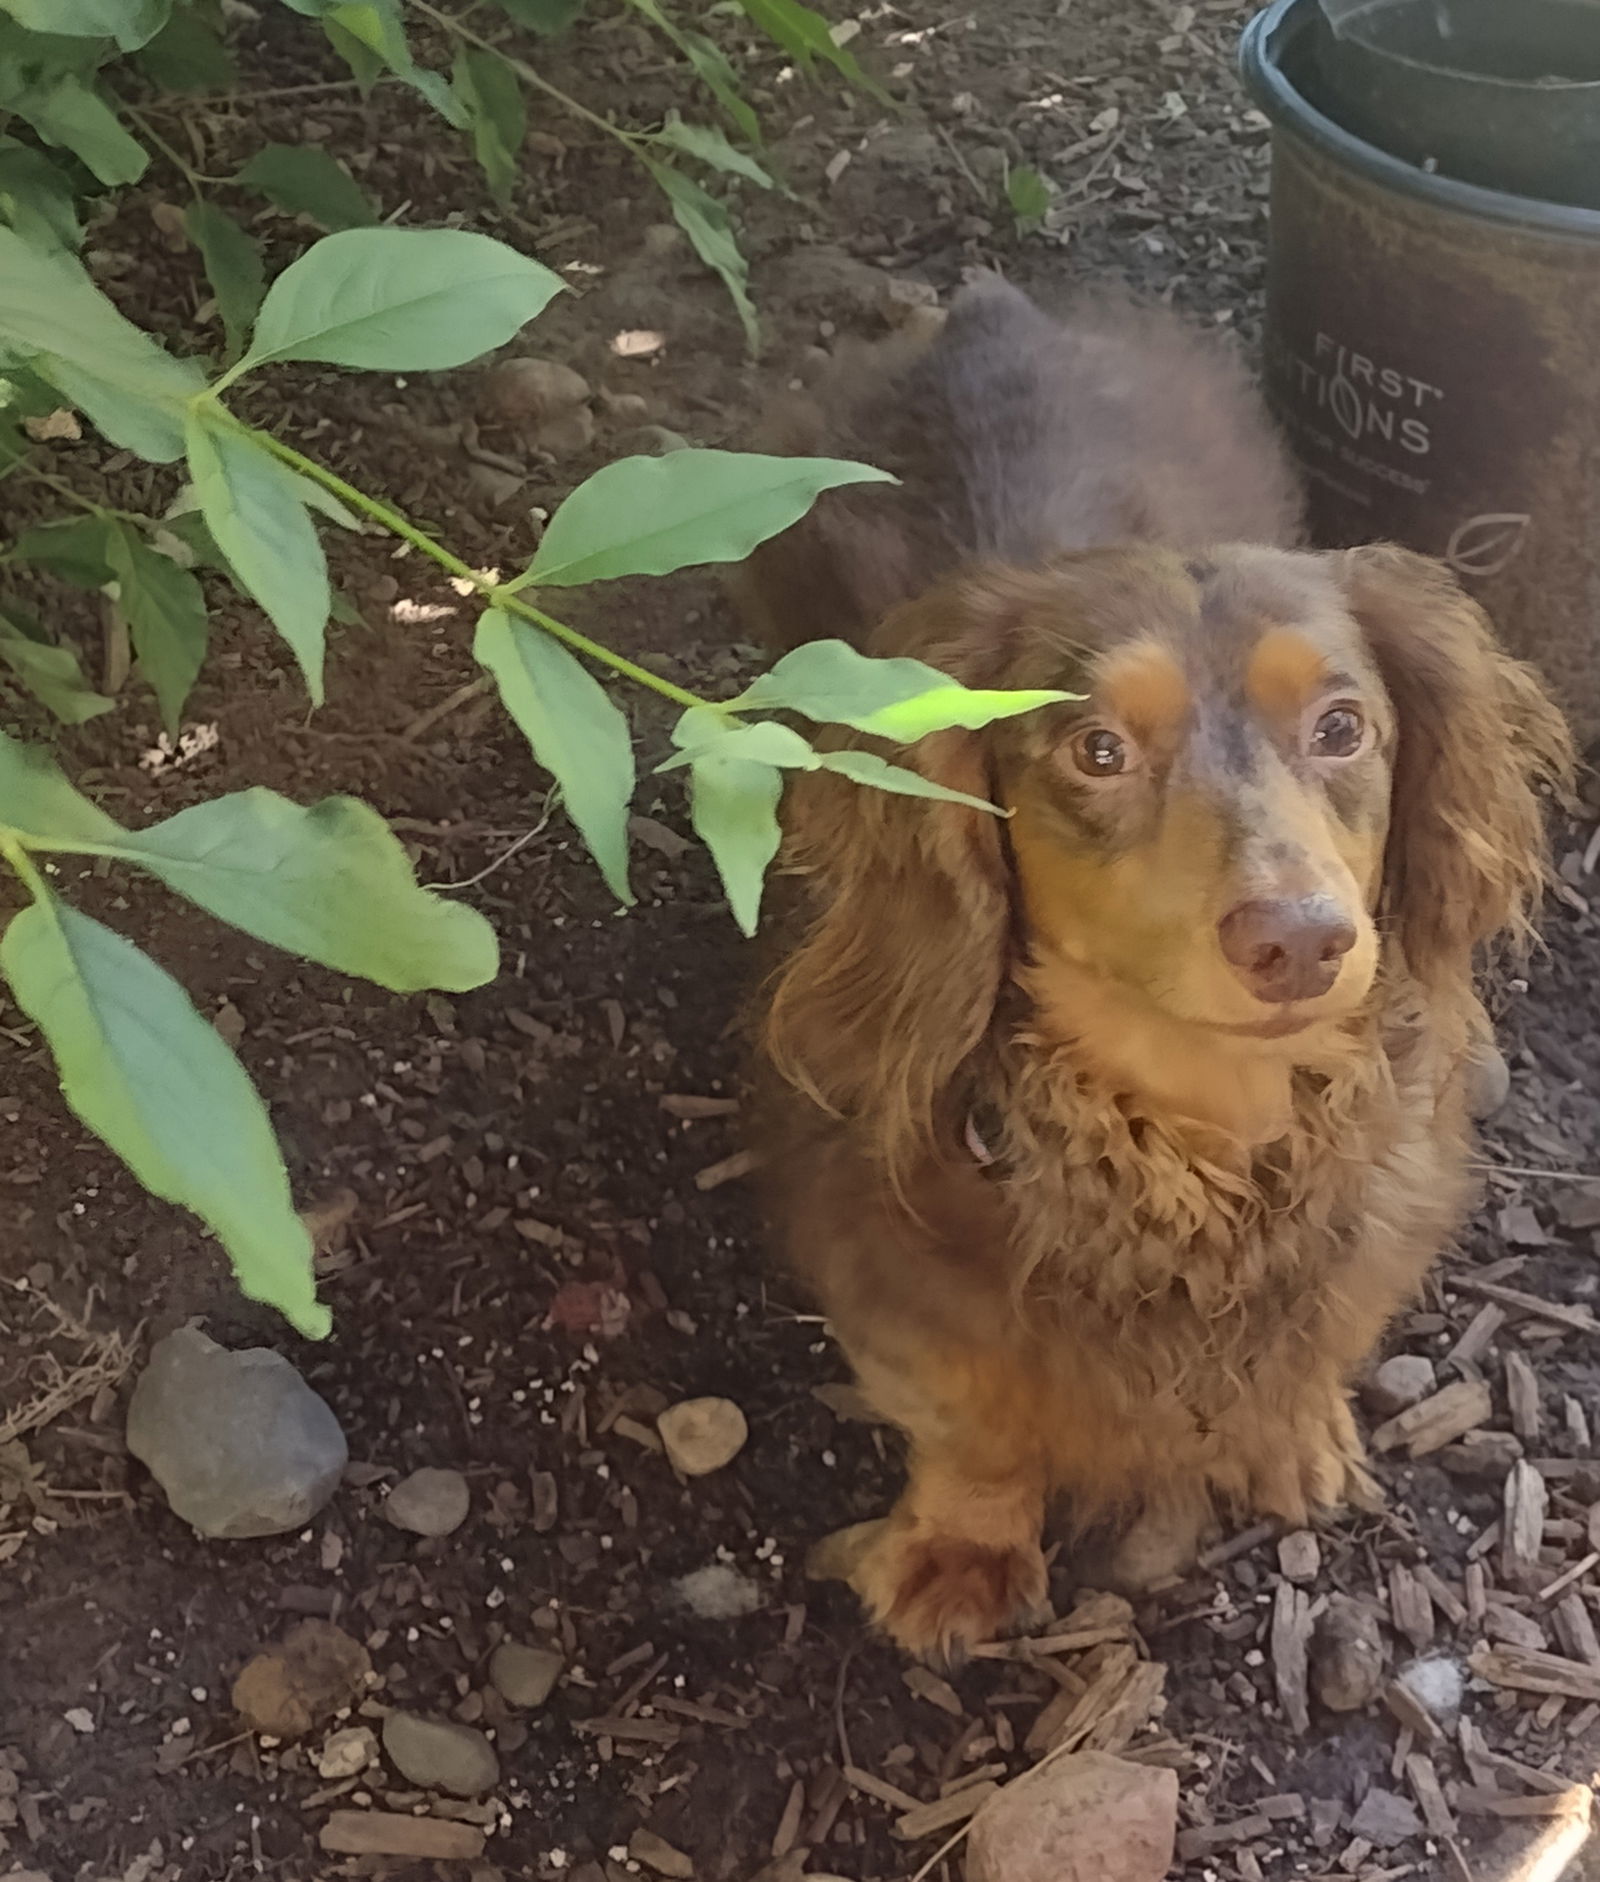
(1094, 641), (1189, 742)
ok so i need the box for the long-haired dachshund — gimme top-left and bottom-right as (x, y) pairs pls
(734, 275), (1573, 1660)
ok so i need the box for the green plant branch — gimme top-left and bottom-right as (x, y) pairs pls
(416, 2), (645, 151)
(207, 406), (716, 714)
(0, 831), (51, 902)
(118, 105), (230, 191)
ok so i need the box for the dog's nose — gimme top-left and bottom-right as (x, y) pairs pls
(1217, 896), (1357, 1005)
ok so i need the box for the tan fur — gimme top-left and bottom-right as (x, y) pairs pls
(742, 280), (1573, 1658)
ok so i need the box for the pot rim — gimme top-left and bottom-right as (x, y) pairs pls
(1241, 0), (1600, 239)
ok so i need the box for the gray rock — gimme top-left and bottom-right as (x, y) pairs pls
(1362, 1353), (1437, 1419)
(126, 1327), (346, 1539)
(488, 1641), (563, 1709)
(1467, 1039), (1511, 1120)
(381, 1711), (499, 1797)
(1349, 1786), (1423, 1848)
(383, 1467), (470, 1538)
(1312, 1595), (1387, 1713)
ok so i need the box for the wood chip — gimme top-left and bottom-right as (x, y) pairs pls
(1272, 1581), (1312, 1734)
(1176, 1816), (1274, 1860)
(892, 1780), (998, 1842)
(1446, 1274), (1600, 1339)
(319, 1811), (486, 1858)
(771, 1780), (805, 1862)
(1455, 1785), (1593, 1819)
(1388, 1564), (1435, 1654)
(629, 1828), (694, 1878)
(1505, 1349), (1544, 1442)
(1539, 1552), (1600, 1606)
(1383, 1677), (1441, 1743)
(1370, 1379), (1493, 1456)
(659, 1093), (740, 1119)
(1031, 1644), (1138, 1755)
(1413, 1562), (1467, 1626)
(1446, 1302), (1506, 1371)
(1554, 1588), (1600, 1667)
(572, 1716), (682, 1744)
(1084, 1658), (1167, 1755)
(693, 1148), (760, 1192)
(1502, 1458), (1549, 1591)
(1404, 1753), (1457, 1838)
(1198, 1520), (1276, 1568)
(844, 1764), (923, 1813)
(1469, 1644), (1600, 1702)
(902, 1666), (963, 1716)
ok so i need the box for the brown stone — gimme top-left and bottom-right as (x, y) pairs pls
(232, 1620), (371, 1739)
(967, 1750), (1178, 1882)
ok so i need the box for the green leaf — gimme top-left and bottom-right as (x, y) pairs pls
(0, 141), (82, 251)
(319, 2), (466, 126)
(689, 753), (781, 936)
(13, 513), (117, 586)
(523, 449), (894, 588)
(813, 745), (999, 812)
(494, 0), (584, 28)
(9, 76), (148, 185)
(659, 710), (1001, 812)
(135, 6), (237, 90)
(104, 522), (208, 737)
(0, 0), (169, 49)
(320, 13), (385, 90)
(0, 725), (124, 846)
(660, 713), (814, 770)
(126, 790), (500, 992)
(623, 0), (759, 141)
(235, 144), (378, 231)
(652, 113), (773, 189)
(237, 227), (563, 375)
(185, 410), (328, 703)
(642, 159), (757, 353)
(0, 228), (204, 460)
(0, 614), (113, 724)
(473, 608), (634, 903)
(451, 47), (526, 204)
(676, 28), (761, 142)
(185, 200), (265, 358)
(0, 893), (326, 1337)
(736, 0), (890, 102)
(1006, 163), (1052, 232)
(733, 638), (1073, 739)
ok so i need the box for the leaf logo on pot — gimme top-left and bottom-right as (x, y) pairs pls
(1444, 513), (1531, 579)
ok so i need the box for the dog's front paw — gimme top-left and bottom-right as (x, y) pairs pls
(851, 1522), (1048, 1663)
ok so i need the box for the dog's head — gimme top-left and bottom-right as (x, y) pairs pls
(767, 543), (1571, 1160)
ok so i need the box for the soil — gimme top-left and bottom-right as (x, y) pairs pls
(3, 2), (1600, 1880)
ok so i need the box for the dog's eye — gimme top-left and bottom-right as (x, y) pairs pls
(1310, 705), (1365, 759)
(1071, 728), (1127, 777)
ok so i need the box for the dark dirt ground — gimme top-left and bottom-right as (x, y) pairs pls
(4, 2), (1600, 1879)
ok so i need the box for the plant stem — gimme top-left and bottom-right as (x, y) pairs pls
(415, 1), (644, 150)
(208, 408), (715, 714)
(119, 106), (229, 191)
(0, 832), (51, 903)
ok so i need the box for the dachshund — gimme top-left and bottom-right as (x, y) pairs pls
(733, 275), (1573, 1660)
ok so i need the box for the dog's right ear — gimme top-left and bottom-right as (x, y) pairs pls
(763, 573), (1030, 1183)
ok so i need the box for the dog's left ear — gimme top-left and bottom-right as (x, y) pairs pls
(1338, 545), (1575, 995)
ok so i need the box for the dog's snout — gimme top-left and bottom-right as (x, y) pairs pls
(1217, 896), (1357, 1005)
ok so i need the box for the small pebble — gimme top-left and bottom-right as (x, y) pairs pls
(382, 1711), (500, 1797)
(1361, 1354), (1436, 1420)
(316, 1725), (378, 1780)
(488, 1641), (563, 1710)
(384, 1467), (470, 1538)
(658, 1397), (748, 1477)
